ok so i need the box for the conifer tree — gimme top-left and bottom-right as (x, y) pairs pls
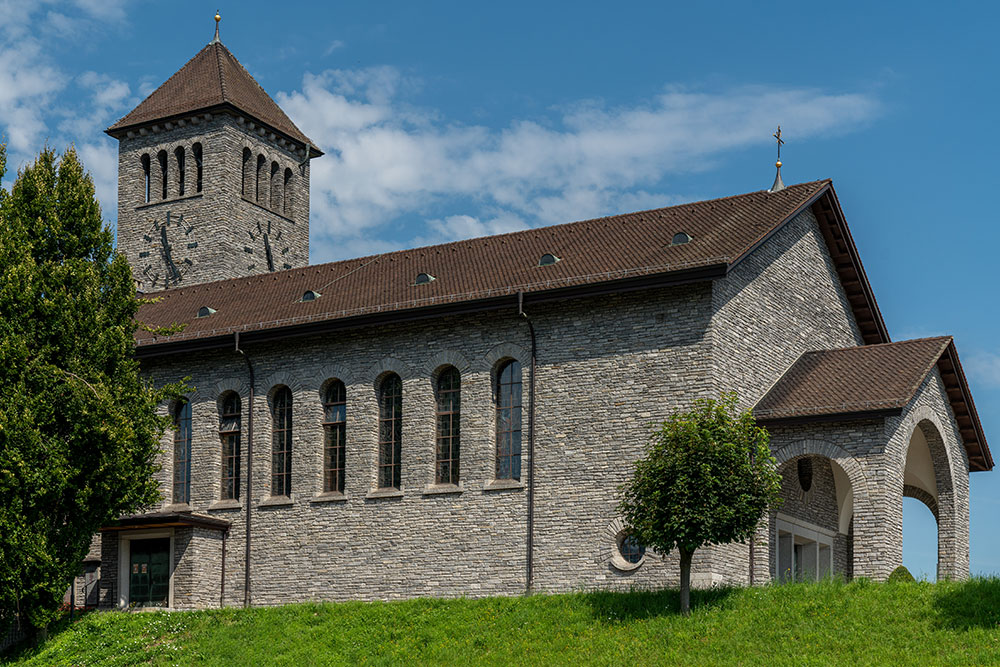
(0, 145), (183, 631)
(618, 393), (781, 615)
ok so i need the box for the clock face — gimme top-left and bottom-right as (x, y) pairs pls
(245, 218), (292, 273)
(139, 210), (198, 289)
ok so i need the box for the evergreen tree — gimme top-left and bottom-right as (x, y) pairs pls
(618, 393), (782, 615)
(0, 145), (183, 630)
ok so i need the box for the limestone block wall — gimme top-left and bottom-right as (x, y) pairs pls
(135, 283), (714, 607)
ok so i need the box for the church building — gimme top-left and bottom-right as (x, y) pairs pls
(88, 26), (992, 610)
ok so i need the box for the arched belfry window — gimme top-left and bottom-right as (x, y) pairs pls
(435, 367), (461, 485)
(220, 392), (241, 501)
(323, 380), (347, 494)
(283, 168), (293, 216)
(269, 161), (280, 211)
(271, 386), (293, 497)
(495, 360), (522, 480)
(157, 150), (168, 200)
(172, 399), (192, 504)
(192, 143), (203, 193)
(378, 374), (403, 489)
(174, 146), (185, 196)
(256, 154), (266, 202)
(242, 148), (251, 196)
(141, 154), (151, 203)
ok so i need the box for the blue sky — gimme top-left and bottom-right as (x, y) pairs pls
(1, 0), (996, 579)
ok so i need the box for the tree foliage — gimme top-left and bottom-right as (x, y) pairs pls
(0, 145), (183, 630)
(618, 393), (782, 614)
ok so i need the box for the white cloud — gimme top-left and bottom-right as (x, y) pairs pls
(277, 68), (881, 261)
(966, 352), (1000, 389)
(324, 40), (346, 56)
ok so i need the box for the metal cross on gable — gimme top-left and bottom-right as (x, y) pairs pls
(773, 125), (784, 161)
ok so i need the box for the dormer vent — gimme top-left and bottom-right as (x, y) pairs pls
(301, 290), (321, 302)
(538, 253), (561, 267)
(197, 306), (216, 318)
(670, 232), (692, 246)
(414, 273), (436, 285)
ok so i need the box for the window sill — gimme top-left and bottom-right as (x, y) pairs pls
(163, 503), (192, 513)
(259, 495), (294, 507)
(422, 483), (463, 496)
(310, 491), (348, 504)
(240, 196), (294, 222)
(208, 499), (242, 511)
(483, 479), (524, 492)
(135, 192), (203, 210)
(365, 488), (404, 500)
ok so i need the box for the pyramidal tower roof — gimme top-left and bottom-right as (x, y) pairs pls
(106, 40), (319, 153)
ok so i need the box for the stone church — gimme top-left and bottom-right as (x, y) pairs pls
(84, 29), (992, 610)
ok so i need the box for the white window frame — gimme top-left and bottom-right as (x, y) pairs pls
(775, 513), (835, 582)
(116, 528), (175, 609)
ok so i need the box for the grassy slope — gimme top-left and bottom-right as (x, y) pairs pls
(6, 579), (1000, 666)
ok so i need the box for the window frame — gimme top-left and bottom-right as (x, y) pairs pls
(219, 392), (241, 501)
(435, 367), (461, 486)
(322, 380), (347, 494)
(172, 399), (192, 504)
(271, 386), (293, 497)
(377, 374), (403, 489)
(495, 360), (523, 481)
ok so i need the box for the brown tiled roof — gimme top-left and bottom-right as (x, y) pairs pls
(107, 41), (316, 149)
(135, 179), (849, 350)
(754, 337), (992, 471)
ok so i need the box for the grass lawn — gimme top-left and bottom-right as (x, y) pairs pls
(5, 578), (1000, 666)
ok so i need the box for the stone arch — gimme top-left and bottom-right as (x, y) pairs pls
(480, 342), (529, 373)
(314, 364), (355, 397)
(424, 350), (471, 377)
(208, 378), (251, 401)
(368, 357), (411, 388)
(899, 406), (963, 580)
(258, 370), (309, 397)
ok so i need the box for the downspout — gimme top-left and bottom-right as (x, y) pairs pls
(235, 332), (255, 608)
(517, 292), (537, 594)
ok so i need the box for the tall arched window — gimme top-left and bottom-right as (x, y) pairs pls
(256, 154), (266, 202)
(241, 148), (251, 196)
(173, 399), (192, 504)
(192, 142), (203, 193)
(157, 150), (168, 200)
(283, 168), (293, 216)
(220, 392), (241, 500)
(141, 154), (151, 203)
(269, 161), (280, 211)
(174, 146), (185, 196)
(435, 367), (461, 485)
(323, 380), (347, 494)
(272, 386), (292, 497)
(378, 374), (402, 489)
(495, 360), (522, 480)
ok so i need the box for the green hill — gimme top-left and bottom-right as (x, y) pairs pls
(5, 578), (1000, 666)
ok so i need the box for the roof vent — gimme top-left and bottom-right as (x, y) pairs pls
(414, 272), (436, 285)
(301, 290), (321, 302)
(538, 253), (561, 267)
(670, 232), (692, 246)
(196, 306), (216, 318)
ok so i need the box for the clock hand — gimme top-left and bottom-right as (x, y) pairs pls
(160, 224), (181, 283)
(263, 232), (275, 272)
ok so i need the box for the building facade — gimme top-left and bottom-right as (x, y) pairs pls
(89, 34), (991, 610)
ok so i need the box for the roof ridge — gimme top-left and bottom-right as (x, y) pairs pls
(215, 42), (228, 101)
(798, 336), (953, 356)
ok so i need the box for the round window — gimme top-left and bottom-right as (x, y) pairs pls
(618, 533), (646, 564)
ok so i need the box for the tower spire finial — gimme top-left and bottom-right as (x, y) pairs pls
(211, 10), (221, 44)
(769, 125), (785, 192)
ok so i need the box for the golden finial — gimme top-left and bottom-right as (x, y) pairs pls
(212, 10), (221, 43)
(769, 125), (786, 193)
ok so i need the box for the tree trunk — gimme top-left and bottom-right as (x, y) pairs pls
(679, 548), (693, 616)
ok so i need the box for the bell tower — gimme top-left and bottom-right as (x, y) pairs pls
(107, 16), (322, 293)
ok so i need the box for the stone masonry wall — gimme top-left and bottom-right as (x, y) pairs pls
(132, 283), (714, 607)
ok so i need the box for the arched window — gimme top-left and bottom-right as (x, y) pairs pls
(283, 168), (293, 216)
(435, 367), (461, 485)
(269, 161), (280, 211)
(141, 154), (151, 203)
(256, 154), (266, 202)
(378, 374), (402, 489)
(323, 380), (347, 494)
(157, 150), (168, 200)
(192, 143), (203, 193)
(242, 148), (251, 196)
(172, 399), (192, 504)
(495, 360), (522, 480)
(220, 392), (241, 501)
(271, 386), (292, 497)
(174, 146), (185, 197)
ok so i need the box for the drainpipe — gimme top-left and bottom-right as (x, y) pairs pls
(517, 292), (537, 594)
(235, 332), (255, 607)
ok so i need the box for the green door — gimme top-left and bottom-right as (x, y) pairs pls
(129, 538), (170, 608)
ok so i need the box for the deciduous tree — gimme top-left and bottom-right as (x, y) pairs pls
(0, 145), (183, 631)
(618, 393), (781, 615)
